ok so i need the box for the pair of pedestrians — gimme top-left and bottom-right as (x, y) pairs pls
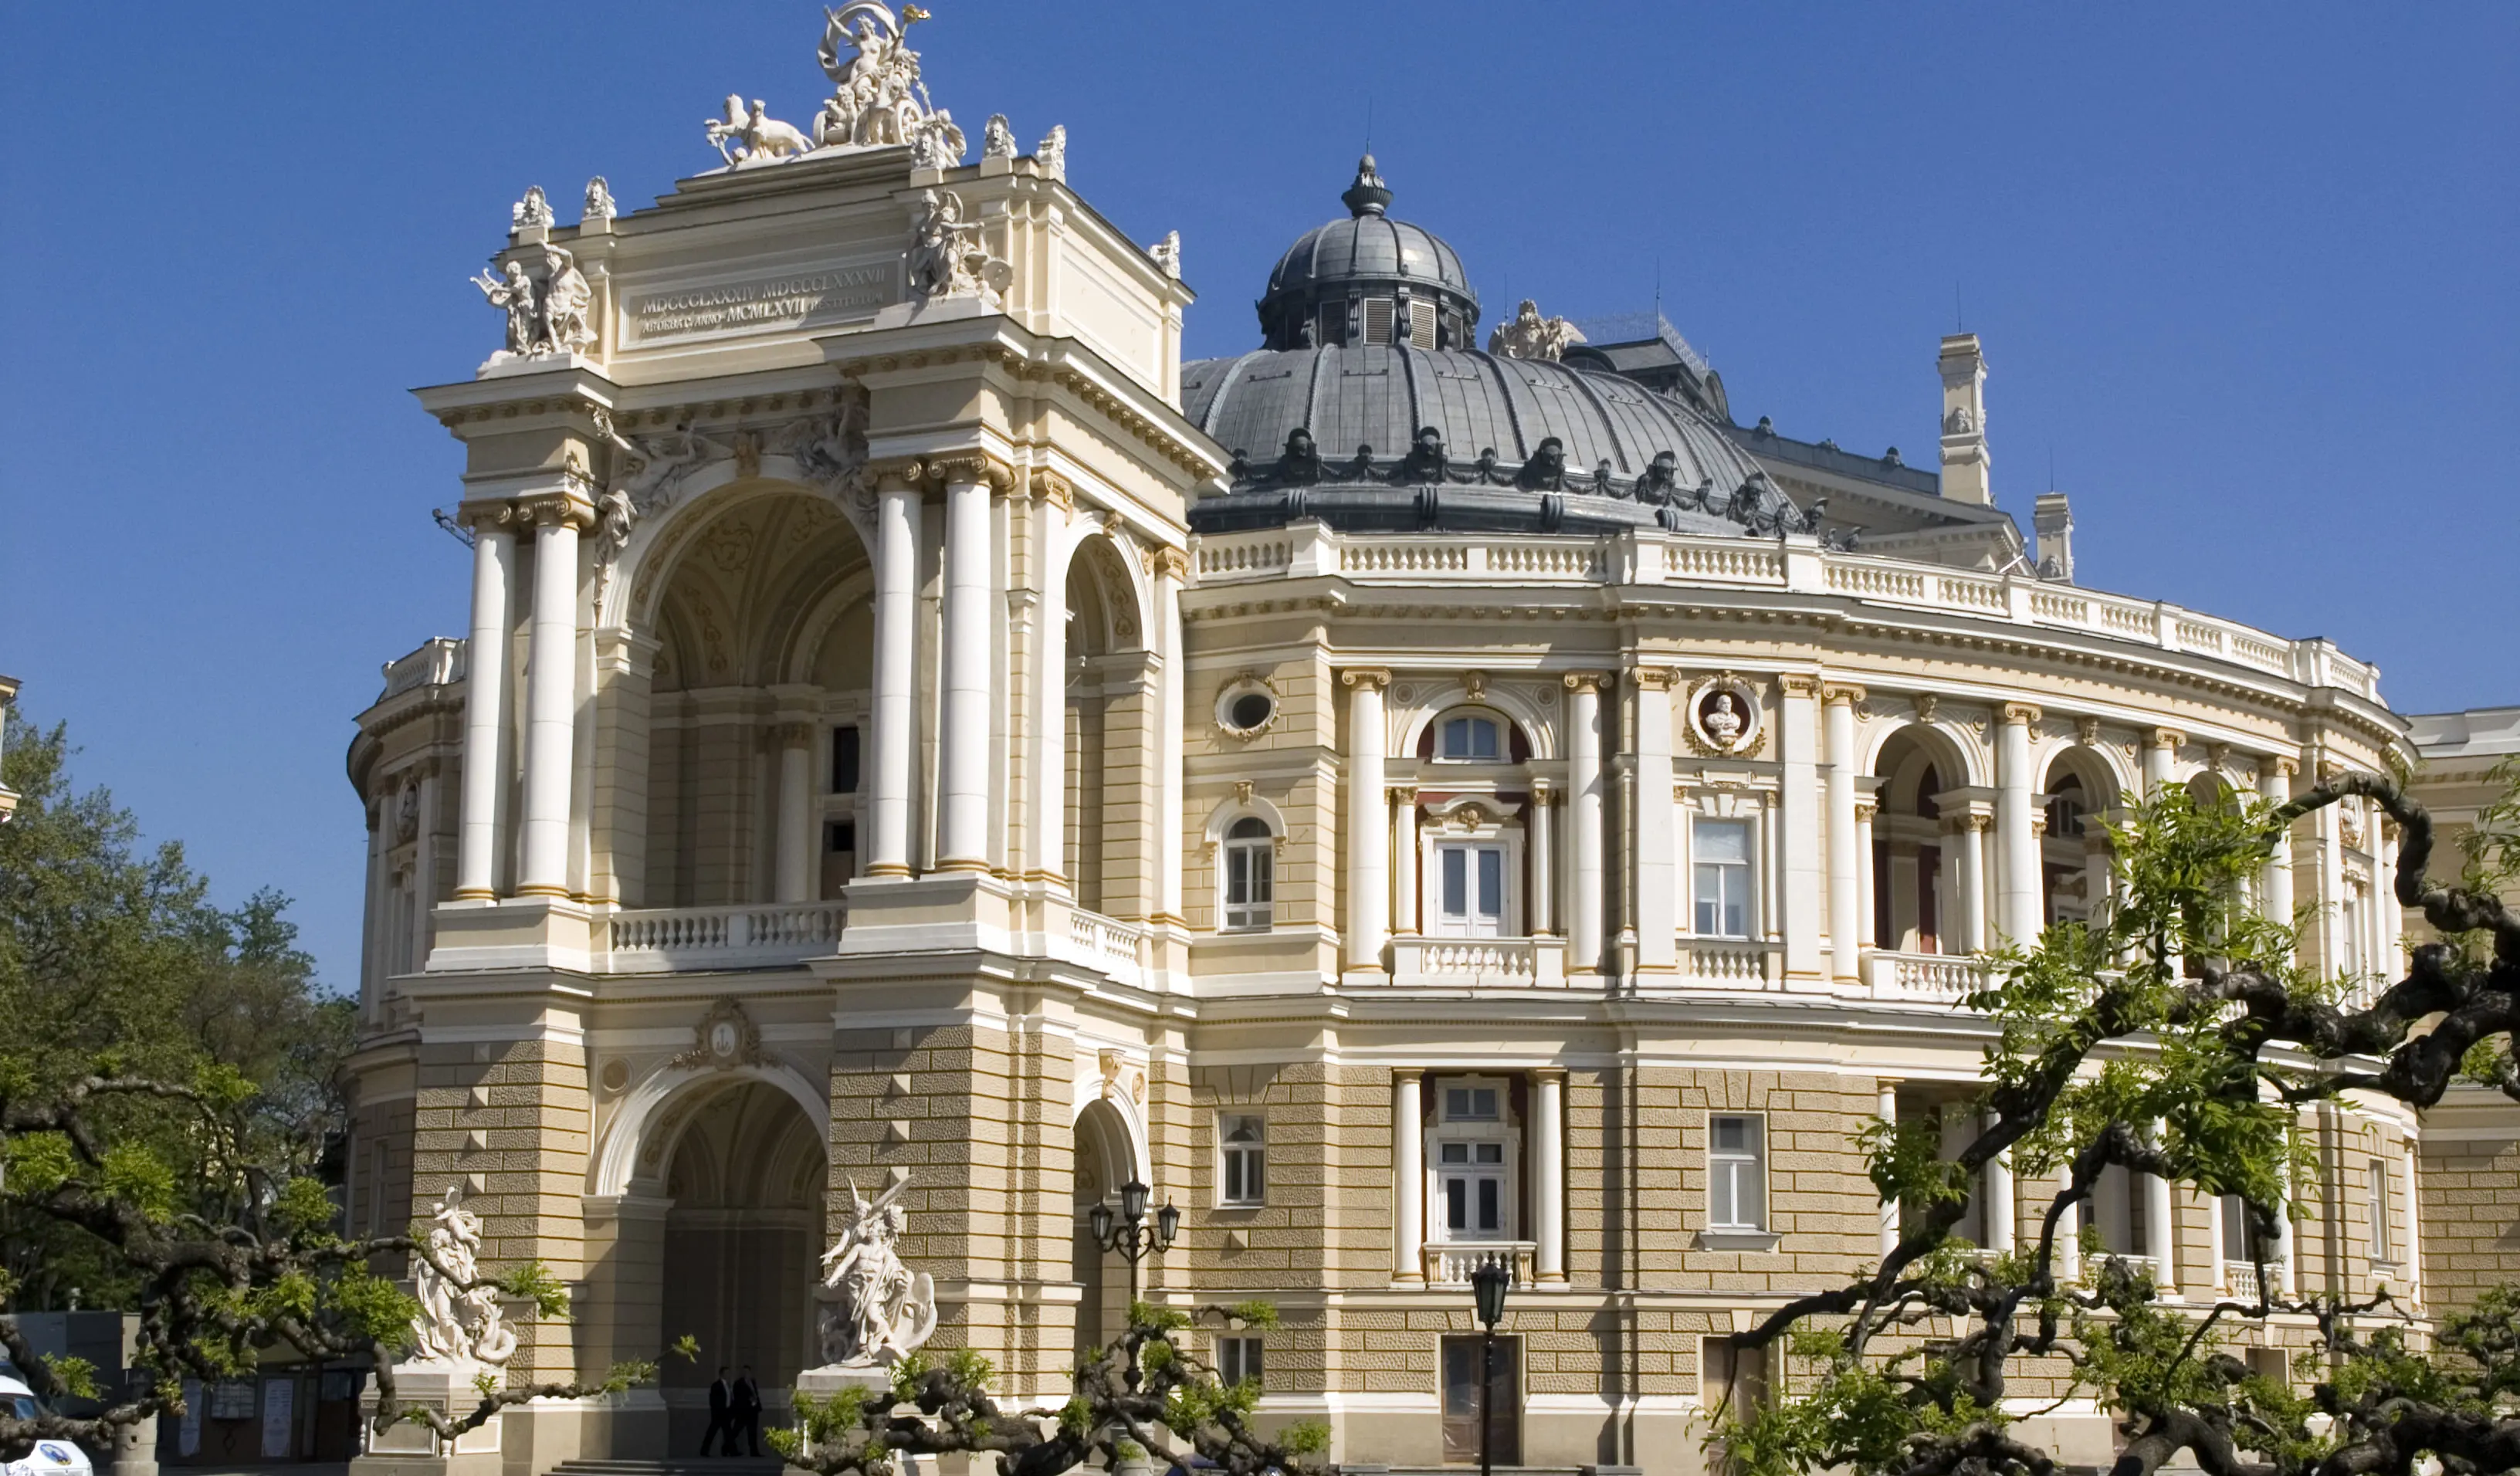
(701, 1366), (762, 1456)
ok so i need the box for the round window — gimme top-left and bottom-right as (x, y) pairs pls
(1227, 692), (1275, 732)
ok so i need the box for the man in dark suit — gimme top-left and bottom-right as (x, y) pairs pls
(733, 1366), (764, 1457)
(701, 1367), (736, 1457)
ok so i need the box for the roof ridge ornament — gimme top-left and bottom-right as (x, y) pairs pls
(699, 2), (974, 170)
(1341, 154), (1392, 218)
(1489, 299), (1585, 362)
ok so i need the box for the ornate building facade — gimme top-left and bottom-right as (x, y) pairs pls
(344, 11), (2454, 1472)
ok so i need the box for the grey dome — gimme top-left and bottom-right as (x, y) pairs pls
(1184, 344), (1764, 491)
(1255, 157), (1481, 351)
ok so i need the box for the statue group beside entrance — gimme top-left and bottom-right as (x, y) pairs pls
(814, 1174), (939, 1369)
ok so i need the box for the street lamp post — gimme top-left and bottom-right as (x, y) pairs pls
(1087, 1178), (1181, 1385)
(1470, 1255), (1513, 1476)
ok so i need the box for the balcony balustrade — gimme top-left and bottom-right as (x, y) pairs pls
(1388, 936), (1565, 987)
(1864, 948), (1988, 1001)
(602, 900), (847, 973)
(1420, 1239), (1536, 1288)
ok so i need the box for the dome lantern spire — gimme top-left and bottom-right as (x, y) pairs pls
(1340, 154), (1392, 218)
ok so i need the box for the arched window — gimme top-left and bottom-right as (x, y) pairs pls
(1437, 713), (1502, 762)
(1221, 817), (1274, 932)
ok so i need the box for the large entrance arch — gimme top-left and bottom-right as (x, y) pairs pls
(1070, 1095), (1145, 1356)
(652, 1079), (826, 1451)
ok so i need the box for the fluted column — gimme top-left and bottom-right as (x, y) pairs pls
(1997, 702), (2043, 947)
(2144, 1121), (2179, 1298)
(455, 509), (517, 899)
(1825, 684), (1865, 983)
(1390, 787), (1419, 936)
(1634, 669), (1678, 971)
(1877, 1078), (1902, 1255)
(937, 463), (998, 872)
(1566, 675), (1605, 973)
(774, 723), (815, 902)
(1533, 1070), (1567, 1282)
(1393, 1069), (1424, 1282)
(1983, 1109), (2015, 1254)
(1529, 781), (1555, 936)
(517, 496), (589, 898)
(865, 473), (923, 878)
(1150, 546), (1190, 922)
(1779, 675), (1825, 983)
(1344, 669), (1391, 972)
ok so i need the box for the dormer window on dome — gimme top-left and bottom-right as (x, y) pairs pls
(1255, 157), (1482, 352)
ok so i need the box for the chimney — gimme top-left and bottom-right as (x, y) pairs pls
(1938, 333), (1990, 505)
(2033, 492), (2075, 583)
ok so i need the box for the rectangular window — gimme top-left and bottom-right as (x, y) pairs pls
(365, 1141), (390, 1237)
(1708, 1115), (1766, 1231)
(1220, 1115), (1265, 1206)
(1222, 838), (1274, 931)
(1693, 820), (1753, 938)
(1434, 843), (1508, 936)
(832, 725), (862, 794)
(1438, 1139), (1507, 1235)
(1363, 298), (1395, 345)
(2221, 1193), (2257, 1261)
(1440, 1336), (1519, 1465)
(1217, 1336), (1263, 1386)
(1443, 1087), (1499, 1120)
(2368, 1158), (2393, 1262)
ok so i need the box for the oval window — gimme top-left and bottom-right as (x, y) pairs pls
(1228, 692), (1274, 731)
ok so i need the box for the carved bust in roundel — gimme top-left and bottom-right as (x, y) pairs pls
(1688, 678), (1763, 756)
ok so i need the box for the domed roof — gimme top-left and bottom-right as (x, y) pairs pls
(1254, 157), (1481, 351)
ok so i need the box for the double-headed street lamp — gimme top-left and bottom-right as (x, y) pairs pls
(1089, 1178), (1180, 1383)
(1470, 1255), (1514, 1476)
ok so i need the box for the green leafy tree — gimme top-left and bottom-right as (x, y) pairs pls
(774, 1301), (1326, 1476)
(1714, 771), (2520, 1476)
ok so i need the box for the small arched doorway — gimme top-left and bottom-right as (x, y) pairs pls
(658, 1081), (825, 1450)
(1070, 1098), (1139, 1357)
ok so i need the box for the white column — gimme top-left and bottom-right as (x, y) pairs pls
(937, 468), (995, 872)
(2274, 1154), (2299, 1297)
(1529, 782), (1555, 936)
(1152, 547), (1189, 922)
(2377, 820), (2403, 973)
(2401, 1143), (2422, 1308)
(1030, 489), (1069, 885)
(454, 516), (516, 899)
(2144, 1122), (2179, 1298)
(1394, 1069), (1424, 1281)
(2206, 1190), (2227, 1293)
(517, 503), (584, 898)
(2317, 778), (2348, 976)
(867, 479), (923, 877)
(2145, 727), (2183, 794)
(1390, 788), (1419, 936)
(409, 764), (439, 967)
(1997, 702), (2043, 948)
(1634, 672), (1678, 971)
(1877, 1080), (1902, 1256)
(1567, 675), (1605, 973)
(774, 724), (815, 902)
(1825, 686), (1865, 983)
(1533, 1071), (1567, 1282)
(1854, 798), (1878, 949)
(1344, 670), (1390, 971)
(1983, 1109), (2015, 1254)
(1779, 677), (1824, 983)
(2057, 1174), (2081, 1284)
(361, 802), (387, 1017)
(1955, 814), (1990, 954)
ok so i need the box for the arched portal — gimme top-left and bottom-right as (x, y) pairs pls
(1063, 537), (1150, 917)
(2041, 747), (2124, 924)
(1871, 725), (1974, 954)
(657, 1080), (825, 1449)
(1070, 1096), (1141, 1357)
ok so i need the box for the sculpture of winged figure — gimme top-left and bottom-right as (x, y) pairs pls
(407, 1183), (519, 1367)
(816, 1176), (938, 1367)
(814, 2), (937, 149)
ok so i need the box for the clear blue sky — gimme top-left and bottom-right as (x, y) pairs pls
(5, 3), (2512, 994)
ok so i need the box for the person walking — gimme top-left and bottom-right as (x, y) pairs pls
(733, 1366), (764, 1457)
(700, 1366), (736, 1457)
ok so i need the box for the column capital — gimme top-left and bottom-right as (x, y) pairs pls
(1030, 468), (1075, 510)
(1528, 777), (1553, 802)
(2149, 726), (2187, 751)
(454, 497), (524, 531)
(2261, 755), (2299, 779)
(1824, 682), (1867, 706)
(1560, 672), (1603, 695)
(1143, 544), (1192, 582)
(2031, 814), (2049, 838)
(771, 721), (816, 746)
(1529, 1065), (1568, 1082)
(1387, 784), (1419, 807)
(926, 451), (1017, 493)
(1853, 797), (1879, 822)
(1342, 667), (1392, 692)
(1779, 673), (1824, 698)
(1632, 666), (1682, 692)
(867, 456), (929, 495)
(2002, 702), (2043, 726)
(1391, 1066), (1424, 1084)
(513, 490), (596, 530)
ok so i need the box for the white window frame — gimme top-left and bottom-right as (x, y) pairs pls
(1221, 818), (1275, 932)
(1707, 1114), (1768, 1231)
(1691, 817), (1756, 939)
(1433, 709), (1508, 764)
(1217, 1335), (1264, 1386)
(1418, 810), (1526, 940)
(1428, 1076), (1519, 1244)
(2367, 1156), (2395, 1264)
(1218, 1113), (1265, 1207)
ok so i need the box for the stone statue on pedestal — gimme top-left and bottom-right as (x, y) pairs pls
(814, 1176), (937, 1369)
